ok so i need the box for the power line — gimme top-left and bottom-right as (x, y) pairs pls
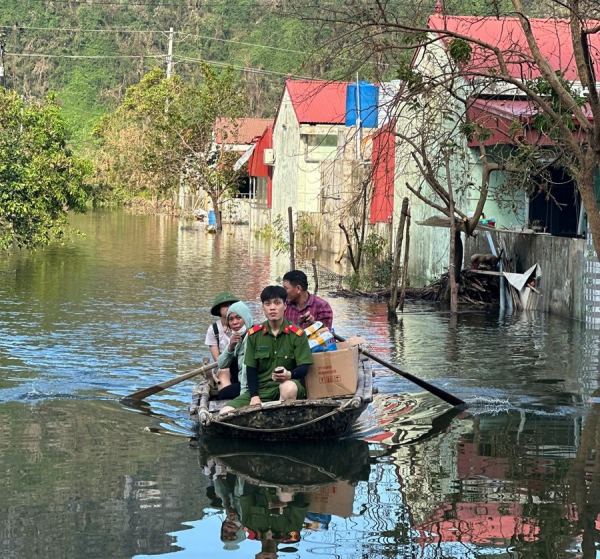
(7, 52), (165, 59)
(178, 31), (314, 56)
(174, 54), (311, 79)
(12, 0), (264, 7)
(0, 25), (160, 34)
(5, 49), (311, 79)
(1, 25), (314, 57)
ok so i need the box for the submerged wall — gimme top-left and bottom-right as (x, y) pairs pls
(465, 231), (586, 320)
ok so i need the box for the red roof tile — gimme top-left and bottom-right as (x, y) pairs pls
(428, 15), (600, 80)
(286, 80), (348, 124)
(215, 118), (273, 145)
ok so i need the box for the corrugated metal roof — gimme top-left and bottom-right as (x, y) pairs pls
(214, 118), (273, 145)
(248, 125), (273, 178)
(370, 124), (395, 224)
(428, 15), (600, 81)
(286, 80), (348, 124)
(467, 98), (592, 146)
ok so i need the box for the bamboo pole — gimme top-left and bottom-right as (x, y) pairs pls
(288, 206), (295, 271)
(388, 197), (409, 317)
(399, 207), (411, 312)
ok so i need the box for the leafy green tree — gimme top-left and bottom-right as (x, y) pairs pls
(0, 90), (92, 250)
(94, 65), (247, 228)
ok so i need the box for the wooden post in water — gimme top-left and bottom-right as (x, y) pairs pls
(388, 197), (409, 317)
(288, 206), (295, 271)
(312, 258), (319, 295)
(399, 206), (411, 312)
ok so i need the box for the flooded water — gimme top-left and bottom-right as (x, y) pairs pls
(1, 210), (599, 558)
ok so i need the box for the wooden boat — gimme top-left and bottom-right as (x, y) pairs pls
(190, 356), (374, 441)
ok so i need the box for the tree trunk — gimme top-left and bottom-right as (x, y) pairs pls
(449, 223), (458, 313)
(444, 154), (458, 314)
(577, 160), (600, 259)
(388, 197), (409, 317)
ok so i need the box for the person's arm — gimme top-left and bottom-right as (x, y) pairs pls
(217, 347), (234, 369)
(290, 363), (309, 380)
(315, 299), (333, 330)
(273, 333), (313, 382)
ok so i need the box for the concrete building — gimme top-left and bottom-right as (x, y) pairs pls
(392, 9), (600, 321)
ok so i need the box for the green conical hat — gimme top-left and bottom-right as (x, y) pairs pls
(210, 291), (240, 316)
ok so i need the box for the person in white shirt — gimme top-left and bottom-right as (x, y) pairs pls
(205, 291), (240, 360)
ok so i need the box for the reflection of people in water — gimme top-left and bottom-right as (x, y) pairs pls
(210, 468), (246, 551)
(240, 484), (310, 558)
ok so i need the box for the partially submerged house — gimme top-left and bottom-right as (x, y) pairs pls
(393, 8), (600, 322)
(179, 117), (272, 222)
(248, 78), (393, 257)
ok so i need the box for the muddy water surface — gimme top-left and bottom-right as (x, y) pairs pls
(1, 210), (599, 558)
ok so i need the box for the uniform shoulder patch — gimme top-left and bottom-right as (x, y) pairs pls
(247, 324), (263, 336)
(289, 324), (305, 336)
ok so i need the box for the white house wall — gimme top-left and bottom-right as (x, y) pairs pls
(271, 90), (301, 223)
(393, 37), (524, 283)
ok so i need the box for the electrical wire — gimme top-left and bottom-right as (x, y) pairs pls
(174, 54), (312, 78)
(0, 25), (316, 57)
(7, 52), (165, 59)
(5, 49), (312, 80)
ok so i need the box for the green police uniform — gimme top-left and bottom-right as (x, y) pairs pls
(226, 318), (313, 409)
(240, 486), (309, 544)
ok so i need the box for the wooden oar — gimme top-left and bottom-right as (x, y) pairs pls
(123, 361), (219, 401)
(333, 333), (465, 407)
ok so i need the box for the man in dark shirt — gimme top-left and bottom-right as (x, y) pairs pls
(220, 285), (313, 413)
(282, 270), (333, 330)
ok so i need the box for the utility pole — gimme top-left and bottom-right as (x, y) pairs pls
(166, 27), (174, 78)
(0, 32), (6, 88)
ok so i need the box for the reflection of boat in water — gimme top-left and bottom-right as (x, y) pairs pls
(190, 356), (374, 441)
(355, 391), (464, 446)
(199, 437), (371, 490)
(199, 439), (372, 555)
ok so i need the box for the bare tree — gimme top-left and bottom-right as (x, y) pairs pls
(294, 0), (600, 263)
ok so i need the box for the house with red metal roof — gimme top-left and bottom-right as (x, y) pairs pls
(392, 7), (600, 319)
(211, 117), (272, 223)
(265, 78), (391, 256)
(245, 124), (273, 230)
(214, 117), (273, 153)
(269, 79), (347, 237)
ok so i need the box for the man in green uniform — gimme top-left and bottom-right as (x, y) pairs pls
(220, 285), (313, 413)
(240, 484), (310, 558)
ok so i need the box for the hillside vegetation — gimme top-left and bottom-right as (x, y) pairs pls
(0, 0), (513, 155)
(0, 0), (340, 153)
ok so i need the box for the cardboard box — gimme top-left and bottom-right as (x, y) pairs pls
(305, 337), (365, 399)
(308, 481), (356, 518)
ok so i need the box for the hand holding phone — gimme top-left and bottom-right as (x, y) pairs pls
(300, 311), (313, 326)
(272, 366), (289, 383)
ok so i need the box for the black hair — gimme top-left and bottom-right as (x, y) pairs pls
(260, 285), (287, 302)
(282, 270), (308, 291)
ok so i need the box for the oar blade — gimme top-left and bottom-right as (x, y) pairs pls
(124, 385), (164, 401)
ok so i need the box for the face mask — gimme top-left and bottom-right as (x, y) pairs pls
(237, 325), (247, 335)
